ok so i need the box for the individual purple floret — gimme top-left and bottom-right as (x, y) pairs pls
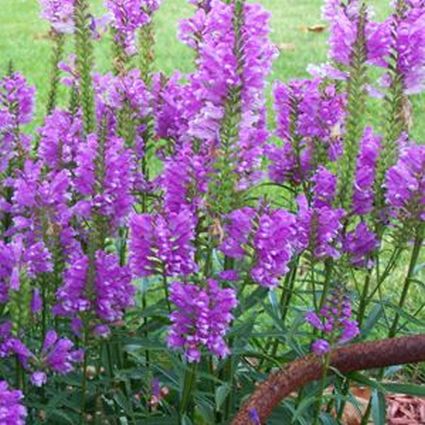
(296, 196), (345, 260)
(220, 207), (297, 288)
(352, 127), (381, 215)
(311, 339), (331, 356)
(0, 380), (27, 425)
(385, 143), (425, 222)
(167, 279), (237, 362)
(343, 222), (379, 268)
(39, 0), (75, 33)
(306, 287), (360, 355)
(129, 210), (197, 277)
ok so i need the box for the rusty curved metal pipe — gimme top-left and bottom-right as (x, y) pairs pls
(232, 334), (425, 425)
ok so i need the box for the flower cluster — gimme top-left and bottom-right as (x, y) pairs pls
(389, 0), (425, 94)
(220, 207), (297, 288)
(385, 143), (425, 222)
(129, 211), (197, 277)
(39, 0), (75, 33)
(296, 196), (345, 261)
(54, 251), (134, 333)
(306, 287), (360, 355)
(106, 0), (162, 55)
(352, 127), (381, 215)
(30, 330), (84, 387)
(322, 0), (390, 67)
(167, 280), (237, 362)
(267, 79), (346, 185)
(0, 380), (27, 425)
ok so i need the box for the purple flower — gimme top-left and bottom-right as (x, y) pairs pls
(352, 127), (381, 215)
(296, 196), (345, 260)
(311, 339), (331, 356)
(41, 330), (83, 375)
(167, 280), (237, 362)
(251, 210), (297, 288)
(389, 1), (425, 94)
(0, 381), (27, 425)
(30, 371), (48, 387)
(312, 166), (337, 208)
(385, 143), (425, 221)
(74, 134), (136, 229)
(31, 288), (43, 314)
(0, 73), (35, 172)
(248, 407), (261, 425)
(54, 253), (90, 317)
(323, 0), (391, 67)
(38, 109), (82, 171)
(307, 288), (359, 354)
(39, 0), (75, 33)
(129, 210), (197, 277)
(185, 0), (276, 187)
(161, 145), (209, 214)
(220, 207), (297, 288)
(54, 251), (135, 327)
(94, 251), (135, 323)
(344, 222), (379, 268)
(0, 72), (35, 127)
(268, 79), (346, 185)
(106, 0), (162, 55)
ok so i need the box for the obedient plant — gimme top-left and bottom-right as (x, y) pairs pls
(0, 0), (424, 423)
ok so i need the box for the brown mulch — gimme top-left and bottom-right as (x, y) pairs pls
(341, 387), (425, 424)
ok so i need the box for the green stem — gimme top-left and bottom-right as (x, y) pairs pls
(81, 327), (90, 424)
(319, 259), (333, 309)
(162, 268), (171, 314)
(357, 269), (372, 327)
(74, 0), (95, 134)
(46, 32), (65, 115)
(388, 230), (423, 338)
(180, 363), (197, 418)
(312, 353), (331, 425)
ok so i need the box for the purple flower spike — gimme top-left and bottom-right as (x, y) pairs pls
(39, 0), (75, 33)
(344, 222), (379, 268)
(352, 127), (381, 215)
(167, 280), (237, 362)
(0, 381), (27, 425)
(306, 288), (359, 354)
(220, 207), (297, 288)
(385, 143), (425, 222)
(129, 210), (197, 278)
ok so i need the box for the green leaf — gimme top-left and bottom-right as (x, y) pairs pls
(383, 383), (425, 397)
(371, 389), (386, 425)
(215, 384), (231, 411)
